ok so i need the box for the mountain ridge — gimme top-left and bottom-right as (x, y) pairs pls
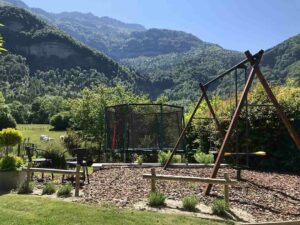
(0, 5), (147, 94)
(0, 0), (299, 103)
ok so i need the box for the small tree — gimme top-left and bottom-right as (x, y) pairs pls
(50, 111), (71, 130)
(0, 128), (23, 156)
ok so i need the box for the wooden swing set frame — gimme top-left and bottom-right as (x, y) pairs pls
(163, 50), (300, 195)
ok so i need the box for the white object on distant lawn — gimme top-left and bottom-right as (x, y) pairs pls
(40, 135), (54, 142)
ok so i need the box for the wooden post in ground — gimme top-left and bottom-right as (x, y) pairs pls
(151, 168), (156, 192)
(223, 173), (229, 209)
(204, 51), (263, 195)
(75, 165), (81, 197)
(26, 162), (32, 183)
(17, 144), (21, 157)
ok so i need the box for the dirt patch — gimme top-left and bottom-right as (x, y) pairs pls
(82, 167), (300, 222)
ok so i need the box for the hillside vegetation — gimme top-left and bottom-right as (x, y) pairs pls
(0, 0), (299, 104)
(0, 6), (142, 86)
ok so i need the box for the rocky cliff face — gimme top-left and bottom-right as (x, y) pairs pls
(0, 7), (112, 73)
(19, 42), (77, 59)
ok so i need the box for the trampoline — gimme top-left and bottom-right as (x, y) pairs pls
(105, 103), (185, 161)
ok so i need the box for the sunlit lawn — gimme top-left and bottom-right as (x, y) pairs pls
(17, 124), (66, 150)
(0, 194), (232, 225)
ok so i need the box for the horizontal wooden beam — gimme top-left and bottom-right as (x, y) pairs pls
(28, 167), (82, 175)
(143, 174), (237, 185)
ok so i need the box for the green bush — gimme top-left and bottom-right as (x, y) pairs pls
(42, 143), (66, 169)
(173, 155), (181, 163)
(0, 155), (24, 171)
(211, 199), (227, 216)
(0, 128), (23, 156)
(158, 150), (181, 165)
(148, 192), (166, 207)
(62, 129), (82, 153)
(194, 150), (214, 164)
(17, 181), (34, 194)
(0, 109), (17, 131)
(57, 184), (72, 197)
(42, 182), (56, 195)
(134, 154), (143, 165)
(182, 195), (198, 211)
(50, 111), (71, 131)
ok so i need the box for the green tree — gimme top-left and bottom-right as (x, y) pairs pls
(0, 93), (17, 130)
(8, 101), (30, 123)
(50, 111), (71, 130)
(69, 84), (149, 150)
(30, 96), (66, 123)
(0, 128), (23, 156)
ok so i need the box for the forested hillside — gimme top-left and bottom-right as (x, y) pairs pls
(0, 0), (299, 105)
(0, 6), (143, 85)
(122, 34), (300, 102)
(0, 0), (204, 60)
(121, 45), (243, 102)
(262, 34), (300, 84)
(32, 11), (203, 59)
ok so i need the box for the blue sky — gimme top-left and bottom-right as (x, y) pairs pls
(22, 0), (300, 53)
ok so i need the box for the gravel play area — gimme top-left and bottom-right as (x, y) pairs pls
(82, 167), (300, 222)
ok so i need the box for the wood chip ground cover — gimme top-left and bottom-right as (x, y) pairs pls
(82, 167), (300, 222)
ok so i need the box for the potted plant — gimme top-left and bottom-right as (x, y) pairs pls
(0, 128), (26, 191)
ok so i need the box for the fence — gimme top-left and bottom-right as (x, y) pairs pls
(143, 168), (237, 208)
(26, 162), (82, 197)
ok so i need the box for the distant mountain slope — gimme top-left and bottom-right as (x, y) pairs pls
(262, 34), (300, 84)
(0, 0), (299, 104)
(0, 6), (143, 86)
(33, 9), (203, 59)
(122, 34), (300, 102)
(122, 45), (243, 102)
(0, 0), (203, 60)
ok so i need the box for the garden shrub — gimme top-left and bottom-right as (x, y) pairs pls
(0, 128), (23, 156)
(42, 182), (56, 195)
(17, 181), (34, 194)
(134, 154), (143, 165)
(57, 184), (72, 197)
(194, 150), (214, 164)
(182, 195), (198, 211)
(158, 150), (181, 165)
(148, 192), (166, 207)
(42, 143), (66, 169)
(211, 199), (227, 216)
(0, 155), (24, 171)
(62, 129), (82, 153)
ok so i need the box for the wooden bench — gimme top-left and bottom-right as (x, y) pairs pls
(143, 168), (237, 209)
(26, 162), (83, 197)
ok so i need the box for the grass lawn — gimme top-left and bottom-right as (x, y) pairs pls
(0, 194), (231, 225)
(17, 124), (66, 150)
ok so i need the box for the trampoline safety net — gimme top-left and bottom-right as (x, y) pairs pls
(105, 104), (185, 154)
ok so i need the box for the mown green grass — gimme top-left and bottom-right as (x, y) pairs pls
(17, 124), (66, 150)
(0, 194), (231, 225)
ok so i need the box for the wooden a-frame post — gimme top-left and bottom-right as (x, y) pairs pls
(204, 50), (300, 195)
(163, 83), (223, 170)
(163, 49), (300, 195)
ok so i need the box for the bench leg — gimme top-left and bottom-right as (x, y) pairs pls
(85, 166), (90, 184)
